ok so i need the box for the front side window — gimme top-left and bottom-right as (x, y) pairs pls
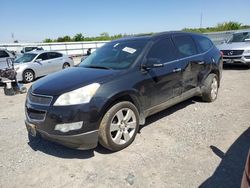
(14, 53), (37, 64)
(228, 32), (250, 43)
(146, 38), (178, 65)
(173, 35), (197, 58)
(37, 53), (49, 61)
(79, 39), (148, 70)
(0, 50), (9, 58)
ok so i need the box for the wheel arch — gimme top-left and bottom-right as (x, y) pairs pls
(99, 91), (145, 126)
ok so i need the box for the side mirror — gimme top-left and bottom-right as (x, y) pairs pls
(35, 58), (42, 63)
(142, 58), (164, 70)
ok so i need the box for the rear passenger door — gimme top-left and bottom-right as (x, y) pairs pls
(142, 37), (183, 108)
(172, 34), (204, 93)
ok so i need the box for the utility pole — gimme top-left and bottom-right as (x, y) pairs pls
(11, 33), (15, 42)
(200, 13), (203, 28)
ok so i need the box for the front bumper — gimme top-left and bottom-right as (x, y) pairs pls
(25, 94), (102, 150)
(25, 121), (98, 149)
(223, 55), (250, 65)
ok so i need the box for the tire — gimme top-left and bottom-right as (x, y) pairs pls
(62, 63), (70, 69)
(23, 69), (35, 83)
(201, 73), (219, 102)
(98, 101), (140, 151)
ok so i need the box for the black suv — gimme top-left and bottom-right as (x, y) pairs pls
(25, 31), (222, 151)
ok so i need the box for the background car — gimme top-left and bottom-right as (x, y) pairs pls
(218, 30), (250, 68)
(14, 51), (74, 82)
(21, 46), (44, 53)
(0, 49), (15, 70)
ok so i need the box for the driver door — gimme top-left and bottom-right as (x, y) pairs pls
(141, 37), (182, 110)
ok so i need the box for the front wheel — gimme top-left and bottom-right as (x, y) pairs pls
(98, 101), (140, 151)
(201, 73), (219, 102)
(23, 70), (35, 83)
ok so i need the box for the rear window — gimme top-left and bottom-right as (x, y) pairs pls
(172, 35), (197, 58)
(0, 50), (9, 58)
(193, 35), (213, 53)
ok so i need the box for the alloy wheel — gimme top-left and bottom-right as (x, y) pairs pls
(110, 108), (137, 145)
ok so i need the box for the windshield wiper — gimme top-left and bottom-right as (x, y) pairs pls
(84, 65), (112, 70)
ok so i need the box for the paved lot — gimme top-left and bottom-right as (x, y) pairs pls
(0, 65), (249, 188)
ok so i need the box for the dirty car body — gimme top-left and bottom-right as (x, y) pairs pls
(25, 31), (222, 151)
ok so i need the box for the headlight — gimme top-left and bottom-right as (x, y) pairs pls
(244, 49), (250, 54)
(54, 83), (100, 106)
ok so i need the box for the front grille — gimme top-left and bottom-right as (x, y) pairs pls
(26, 108), (46, 121)
(221, 50), (244, 56)
(223, 56), (242, 60)
(28, 92), (53, 106)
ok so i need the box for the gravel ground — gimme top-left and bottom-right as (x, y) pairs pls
(0, 65), (249, 188)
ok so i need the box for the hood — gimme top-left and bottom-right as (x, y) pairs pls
(217, 42), (250, 51)
(31, 67), (120, 95)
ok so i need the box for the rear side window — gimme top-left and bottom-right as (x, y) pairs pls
(173, 35), (197, 58)
(37, 53), (49, 61)
(193, 35), (213, 53)
(146, 38), (178, 64)
(48, 52), (62, 59)
(0, 50), (10, 58)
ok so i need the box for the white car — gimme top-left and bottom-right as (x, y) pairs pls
(0, 49), (15, 70)
(14, 51), (74, 82)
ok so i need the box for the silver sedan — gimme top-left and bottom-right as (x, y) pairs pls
(14, 51), (74, 82)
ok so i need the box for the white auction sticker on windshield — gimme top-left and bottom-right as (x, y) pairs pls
(122, 47), (136, 54)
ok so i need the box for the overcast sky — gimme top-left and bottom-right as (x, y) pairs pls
(1, 0), (250, 43)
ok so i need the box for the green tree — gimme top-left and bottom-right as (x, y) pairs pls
(43, 38), (53, 43)
(74, 33), (84, 41)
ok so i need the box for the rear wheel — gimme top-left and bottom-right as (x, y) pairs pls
(23, 70), (35, 83)
(62, 63), (70, 69)
(201, 73), (219, 102)
(98, 101), (139, 151)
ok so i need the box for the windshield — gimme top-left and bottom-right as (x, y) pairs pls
(14, 53), (37, 64)
(79, 40), (148, 70)
(228, 32), (250, 43)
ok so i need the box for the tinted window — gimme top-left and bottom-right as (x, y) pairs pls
(37, 53), (49, 61)
(146, 38), (177, 64)
(194, 35), (213, 53)
(48, 52), (62, 59)
(0, 50), (10, 58)
(173, 35), (197, 58)
(25, 47), (37, 52)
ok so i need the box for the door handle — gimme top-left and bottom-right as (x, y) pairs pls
(197, 61), (205, 65)
(173, 68), (182, 73)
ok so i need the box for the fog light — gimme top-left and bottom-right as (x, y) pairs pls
(55, 122), (83, 133)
